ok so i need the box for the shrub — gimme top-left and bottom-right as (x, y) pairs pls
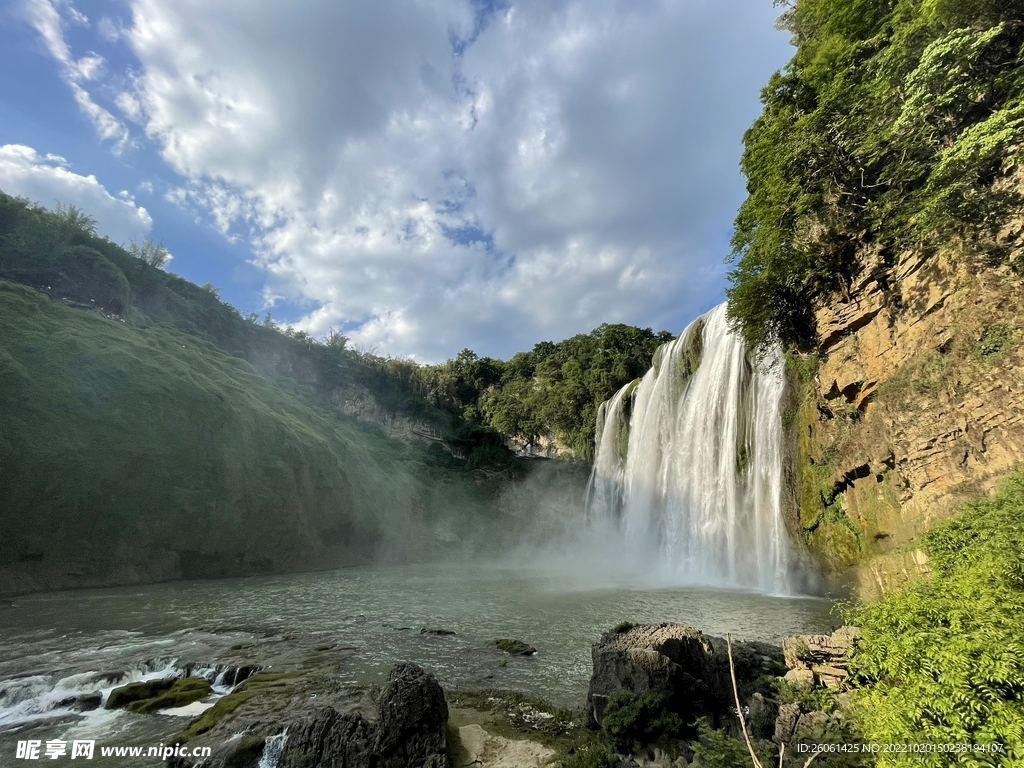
(601, 691), (684, 754)
(849, 469), (1024, 765)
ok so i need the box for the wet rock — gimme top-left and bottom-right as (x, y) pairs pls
(71, 692), (103, 711)
(280, 708), (376, 768)
(128, 678), (213, 714)
(280, 663), (447, 768)
(419, 627), (456, 636)
(165, 651), (447, 768)
(106, 678), (177, 709)
(495, 639), (537, 656)
(586, 623), (785, 728)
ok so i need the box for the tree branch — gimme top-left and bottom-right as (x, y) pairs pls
(727, 633), (763, 768)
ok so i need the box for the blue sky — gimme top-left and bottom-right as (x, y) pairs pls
(0, 0), (791, 361)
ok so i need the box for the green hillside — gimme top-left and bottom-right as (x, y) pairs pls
(0, 192), (663, 594)
(0, 278), (506, 593)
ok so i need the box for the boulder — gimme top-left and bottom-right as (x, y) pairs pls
(747, 692), (779, 741)
(773, 702), (802, 744)
(72, 692), (103, 711)
(106, 678), (177, 710)
(782, 626), (859, 689)
(279, 663), (447, 768)
(495, 639), (537, 656)
(795, 710), (833, 737)
(586, 623), (785, 728)
(280, 708), (376, 768)
(375, 662), (448, 768)
(782, 668), (815, 689)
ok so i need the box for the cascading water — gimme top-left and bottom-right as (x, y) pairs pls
(586, 303), (792, 594)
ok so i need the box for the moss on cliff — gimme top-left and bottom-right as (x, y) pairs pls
(784, 352), (867, 574)
(726, 0), (1024, 351)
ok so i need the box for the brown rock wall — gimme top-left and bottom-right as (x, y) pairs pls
(801, 246), (1024, 598)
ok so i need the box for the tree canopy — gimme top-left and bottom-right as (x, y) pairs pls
(728, 0), (1024, 351)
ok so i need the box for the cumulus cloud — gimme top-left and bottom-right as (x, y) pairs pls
(20, 0), (131, 148)
(0, 144), (153, 245)
(33, 0), (789, 360)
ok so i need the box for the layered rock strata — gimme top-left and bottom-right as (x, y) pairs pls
(795, 247), (1024, 596)
(781, 626), (859, 690)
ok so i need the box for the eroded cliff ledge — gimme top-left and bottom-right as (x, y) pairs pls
(788, 243), (1024, 598)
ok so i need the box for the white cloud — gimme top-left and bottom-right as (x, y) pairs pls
(111, 0), (788, 360)
(21, 0), (131, 148)
(0, 144), (153, 245)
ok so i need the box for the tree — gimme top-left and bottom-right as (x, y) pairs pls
(53, 202), (98, 237)
(128, 237), (171, 269)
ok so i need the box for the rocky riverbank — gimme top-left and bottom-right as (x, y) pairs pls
(97, 622), (859, 768)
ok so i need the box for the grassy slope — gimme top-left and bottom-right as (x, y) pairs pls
(0, 280), (494, 592)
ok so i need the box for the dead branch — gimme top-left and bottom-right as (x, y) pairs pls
(727, 633), (763, 768)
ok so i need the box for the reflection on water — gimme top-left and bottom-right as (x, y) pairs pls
(0, 562), (834, 764)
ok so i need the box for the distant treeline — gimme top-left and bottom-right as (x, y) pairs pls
(728, 0), (1024, 351)
(0, 191), (673, 460)
(402, 324), (674, 458)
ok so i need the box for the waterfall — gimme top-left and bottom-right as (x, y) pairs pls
(586, 303), (792, 593)
(258, 730), (289, 768)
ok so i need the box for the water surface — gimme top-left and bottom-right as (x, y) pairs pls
(0, 562), (834, 764)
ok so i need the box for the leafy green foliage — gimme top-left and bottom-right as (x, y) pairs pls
(0, 191), (455, 434)
(972, 322), (1017, 364)
(0, 278), (520, 581)
(600, 691), (684, 753)
(0, 192), (671, 464)
(849, 469), (1024, 764)
(728, 0), (1024, 350)
(553, 731), (617, 768)
(52, 202), (98, 237)
(128, 236), (171, 269)
(689, 719), (774, 768)
(472, 325), (673, 458)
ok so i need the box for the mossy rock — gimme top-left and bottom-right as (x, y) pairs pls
(106, 678), (177, 710)
(808, 520), (862, 570)
(169, 691), (257, 744)
(234, 671), (300, 691)
(168, 671), (304, 744)
(223, 735), (266, 768)
(495, 638), (537, 656)
(126, 677), (213, 714)
(678, 317), (705, 379)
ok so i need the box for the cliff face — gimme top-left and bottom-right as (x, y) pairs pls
(791, 243), (1024, 598)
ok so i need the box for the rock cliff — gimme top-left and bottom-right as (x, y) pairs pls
(790, 242), (1024, 597)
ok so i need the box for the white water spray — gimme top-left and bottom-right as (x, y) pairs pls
(586, 303), (792, 593)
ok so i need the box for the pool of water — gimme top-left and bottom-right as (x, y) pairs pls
(0, 562), (834, 764)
